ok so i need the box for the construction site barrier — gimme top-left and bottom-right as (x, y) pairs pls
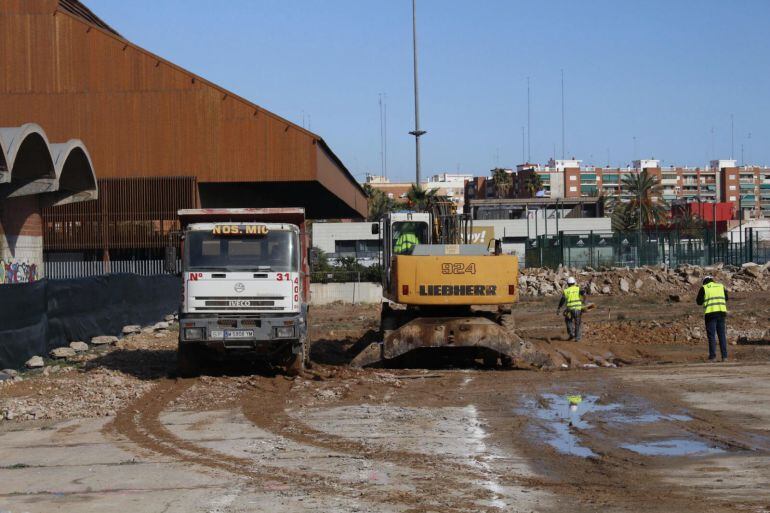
(0, 274), (180, 370)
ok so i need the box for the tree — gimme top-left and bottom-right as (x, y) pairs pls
(367, 188), (395, 221)
(406, 184), (437, 210)
(524, 172), (543, 198)
(609, 170), (669, 231)
(673, 204), (706, 239)
(491, 168), (512, 198)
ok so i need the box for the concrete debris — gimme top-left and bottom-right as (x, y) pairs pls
(50, 347), (77, 359)
(153, 321), (169, 330)
(520, 263), (770, 298)
(70, 341), (89, 352)
(91, 335), (118, 346)
(25, 356), (45, 368)
(2, 369), (18, 378)
(122, 325), (142, 335)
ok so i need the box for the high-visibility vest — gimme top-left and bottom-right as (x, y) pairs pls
(703, 282), (727, 315)
(563, 285), (583, 310)
(394, 232), (419, 254)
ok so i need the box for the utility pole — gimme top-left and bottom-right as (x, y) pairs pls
(408, 0), (426, 186)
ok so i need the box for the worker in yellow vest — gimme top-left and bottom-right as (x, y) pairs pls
(557, 276), (586, 341)
(394, 224), (420, 255)
(696, 276), (729, 362)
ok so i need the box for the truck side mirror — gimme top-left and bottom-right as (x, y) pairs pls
(371, 223), (379, 235)
(309, 248), (319, 267)
(164, 246), (177, 273)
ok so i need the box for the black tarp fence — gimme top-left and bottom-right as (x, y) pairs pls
(0, 274), (180, 370)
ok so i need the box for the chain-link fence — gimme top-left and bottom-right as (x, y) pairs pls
(526, 228), (770, 269)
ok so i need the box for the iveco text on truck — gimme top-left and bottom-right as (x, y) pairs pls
(176, 208), (310, 376)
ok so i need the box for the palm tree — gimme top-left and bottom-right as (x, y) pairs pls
(524, 172), (543, 198)
(367, 188), (395, 221)
(406, 184), (437, 210)
(610, 170), (668, 231)
(491, 168), (512, 198)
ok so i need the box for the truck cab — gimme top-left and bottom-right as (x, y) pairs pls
(176, 208), (310, 376)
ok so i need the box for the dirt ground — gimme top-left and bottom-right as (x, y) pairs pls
(1, 292), (769, 512)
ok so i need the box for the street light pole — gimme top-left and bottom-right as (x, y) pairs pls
(409, 0), (426, 186)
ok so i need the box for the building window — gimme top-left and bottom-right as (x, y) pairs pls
(569, 186), (577, 192)
(569, 175), (577, 181)
(730, 196), (736, 201)
(334, 240), (357, 257)
(729, 185), (736, 191)
(729, 175), (736, 180)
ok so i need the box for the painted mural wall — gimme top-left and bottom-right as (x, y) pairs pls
(0, 196), (44, 284)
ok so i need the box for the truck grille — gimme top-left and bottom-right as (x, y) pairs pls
(193, 296), (286, 311)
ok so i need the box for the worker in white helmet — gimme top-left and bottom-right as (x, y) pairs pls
(557, 276), (586, 341)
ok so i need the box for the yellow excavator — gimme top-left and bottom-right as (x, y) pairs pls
(351, 202), (522, 368)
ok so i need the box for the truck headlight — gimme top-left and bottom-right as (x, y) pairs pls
(274, 326), (295, 339)
(184, 327), (204, 340)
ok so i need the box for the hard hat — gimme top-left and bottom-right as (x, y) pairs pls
(702, 275), (714, 285)
(566, 277), (576, 285)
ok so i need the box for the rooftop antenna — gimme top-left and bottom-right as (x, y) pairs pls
(710, 126), (715, 160)
(408, 0), (426, 186)
(383, 94), (388, 178)
(378, 93), (385, 177)
(730, 114), (734, 160)
(561, 69), (565, 160)
(527, 76), (531, 163)
(521, 126), (526, 164)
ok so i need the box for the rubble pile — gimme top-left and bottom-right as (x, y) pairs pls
(0, 368), (152, 421)
(0, 313), (178, 422)
(519, 262), (770, 298)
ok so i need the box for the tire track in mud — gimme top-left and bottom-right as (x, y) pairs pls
(106, 378), (506, 513)
(239, 376), (534, 510)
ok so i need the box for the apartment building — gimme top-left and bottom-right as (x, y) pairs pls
(466, 159), (770, 220)
(366, 173), (473, 211)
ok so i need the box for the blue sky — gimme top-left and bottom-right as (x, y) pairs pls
(89, 0), (770, 181)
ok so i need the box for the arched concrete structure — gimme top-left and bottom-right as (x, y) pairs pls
(0, 123), (97, 283)
(47, 141), (98, 206)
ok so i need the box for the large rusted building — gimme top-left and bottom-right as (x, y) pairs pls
(0, 0), (366, 273)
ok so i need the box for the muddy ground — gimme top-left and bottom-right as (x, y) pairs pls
(1, 292), (769, 512)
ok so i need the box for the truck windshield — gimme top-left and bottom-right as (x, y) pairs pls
(184, 230), (298, 272)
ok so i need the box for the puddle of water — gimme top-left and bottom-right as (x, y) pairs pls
(517, 394), (619, 458)
(518, 394), (700, 459)
(609, 412), (693, 424)
(622, 439), (723, 456)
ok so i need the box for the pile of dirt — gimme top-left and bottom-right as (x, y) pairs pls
(520, 262), (770, 297)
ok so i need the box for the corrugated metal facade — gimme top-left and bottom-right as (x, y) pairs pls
(0, 0), (367, 219)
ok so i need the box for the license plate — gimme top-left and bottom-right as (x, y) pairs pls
(209, 329), (254, 339)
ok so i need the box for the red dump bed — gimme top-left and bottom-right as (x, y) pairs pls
(177, 208), (306, 227)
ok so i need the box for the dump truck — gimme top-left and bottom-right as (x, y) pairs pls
(351, 207), (521, 368)
(175, 208), (310, 376)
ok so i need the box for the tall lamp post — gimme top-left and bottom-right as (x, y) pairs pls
(409, 0), (426, 186)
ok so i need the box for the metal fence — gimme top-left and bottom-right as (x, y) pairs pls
(44, 258), (181, 280)
(526, 227), (770, 269)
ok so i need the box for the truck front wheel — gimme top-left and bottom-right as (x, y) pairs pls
(178, 343), (201, 378)
(286, 338), (309, 376)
